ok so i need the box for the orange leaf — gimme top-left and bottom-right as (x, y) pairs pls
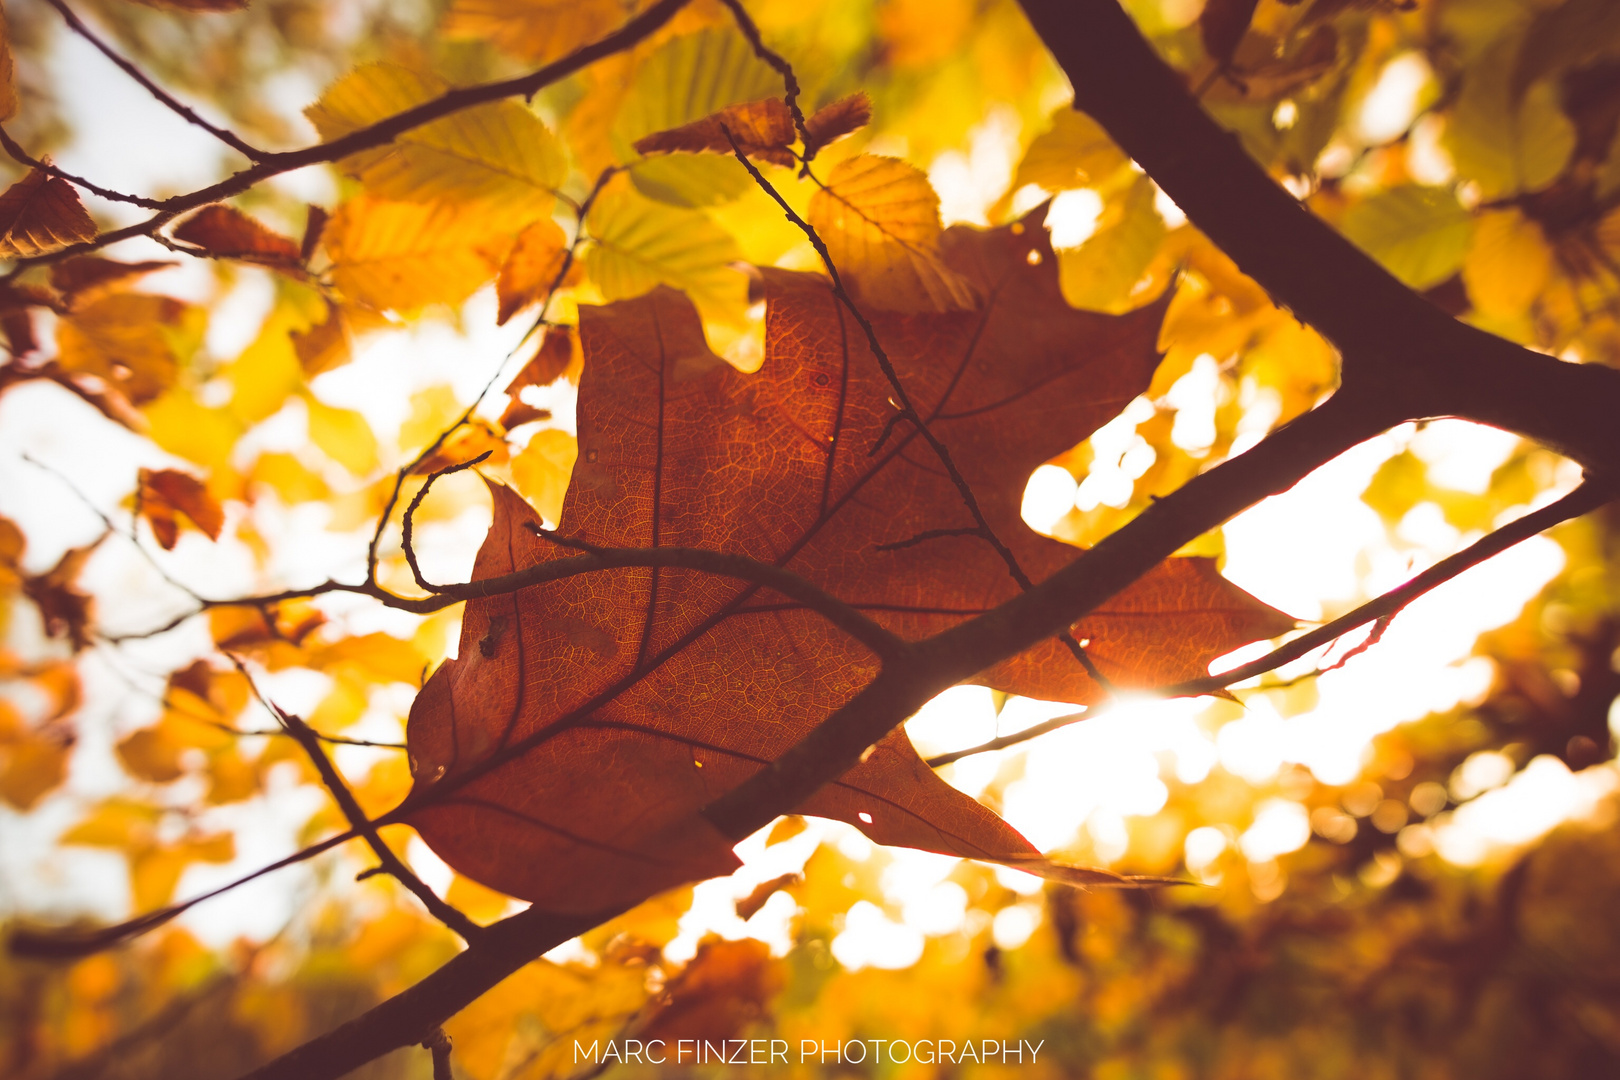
(125, 0), (249, 10)
(402, 209), (1289, 914)
(23, 541), (98, 651)
(802, 92), (872, 158)
(637, 939), (782, 1044)
(173, 204), (303, 271)
(138, 467), (225, 549)
(49, 257), (175, 303)
(504, 327), (576, 396)
(496, 217), (575, 325)
(632, 97), (797, 167)
(0, 170), (97, 257)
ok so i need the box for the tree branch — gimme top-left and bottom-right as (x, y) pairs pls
(924, 477), (1615, 766)
(1015, 0), (1620, 476)
(228, 656), (485, 942)
(0, 126), (165, 208)
(42, 0), (268, 161)
(5, 0), (694, 271)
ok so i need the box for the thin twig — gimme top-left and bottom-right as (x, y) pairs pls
(925, 708), (1086, 767)
(227, 655), (485, 942)
(719, 126), (1114, 691)
(0, 126), (166, 208)
(4, 0), (696, 274)
(19, 452), (203, 602)
(402, 451), (494, 592)
(42, 0), (268, 161)
(1163, 479), (1615, 696)
(716, 0), (810, 151)
(8, 827), (358, 958)
(925, 478), (1616, 766)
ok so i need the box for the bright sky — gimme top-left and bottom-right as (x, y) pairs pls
(2, 5), (1616, 978)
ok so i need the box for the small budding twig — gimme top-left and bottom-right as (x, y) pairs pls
(226, 655), (485, 943)
(423, 1028), (454, 1080)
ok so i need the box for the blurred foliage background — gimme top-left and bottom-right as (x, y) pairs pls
(3, 0), (1620, 1076)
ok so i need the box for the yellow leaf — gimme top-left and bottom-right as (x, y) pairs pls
(305, 395), (379, 475)
(1012, 107), (1130, 195)
(879, 0), (974, 68)
(1464, 208), (1552, 319)
(116, 723), (188, 783)
(61, 799), (159, 849)
(144, 389), (244, 471)
(399, 384), (464, 455)
(1444, 47), (1575, 199)
(206, 749), (259, 804)
(509, 428), (578, 525)
(1058, 174), (1168, 313)
(251, 451), (330, 503)
(308, 63), (564, 215)
(614, 29), (785, 207)
(585, 189), (746, 322)
(0, 732), (70, 810)
(496, 216), (574, 325)
(57, 293), (200, 405)
(309, 632), (426, 684)
(309, 678), (368, 732)
(441, 0), (626, 65)
(324, 195), (510, 311)
(807, 154), (977, 313)
(228, 308), (306, 424)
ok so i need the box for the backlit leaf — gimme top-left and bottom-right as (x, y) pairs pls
(173, 205), (303, 271)
(807, 154), (978, 313)
(585, 189), (746, 322)
(509, 427), (577, 524)
(57, 293), (201, 405)
(402, 212), (1287, 913)
(1012, 107), (1130, 195)
(441, 0), (626, 64)
(1444, 50), (1575, 199)
(0, 170), (97, 257)
(305, 395), (379, 476)
(802, 93), (872, 160)
(1057, 174), (1167, 313)
(49, 257), (175, 303)
(496, 217), (573, 325)
(1463, 208), (1552, 320)
(307, 63), (565, 215)
(323, 195), (511, 311)
(137, 468), (224, 550)
(1340, 185), (1474, 291)
(614, 28), (784, 207)
(633, 98), (797, 167)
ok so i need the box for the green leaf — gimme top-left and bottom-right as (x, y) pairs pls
(584, 189), (746, 322)
(1514, 0), (1620, 96)
(612, 29), (784, 207)
(1444, 45), (1575, 199)
(1340, 185), (1473, 291)
(308, 62), (566, 215)
(1057, 174), (1166, 313)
